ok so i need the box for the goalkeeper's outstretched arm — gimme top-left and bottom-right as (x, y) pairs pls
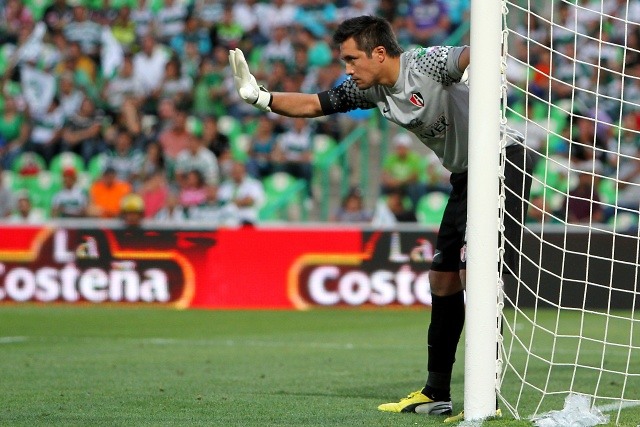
(229, 48), (325, 118)
(269, 92), (324, 118)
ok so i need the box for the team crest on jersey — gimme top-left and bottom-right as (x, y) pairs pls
(409, 92), (425, 108)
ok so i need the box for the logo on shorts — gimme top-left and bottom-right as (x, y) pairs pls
(460, 244), (467, 263)
(432, 250), (443, 264)
(409, 92), (425, 108)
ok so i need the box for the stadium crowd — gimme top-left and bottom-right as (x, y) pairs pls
(0, 0), (638, 228)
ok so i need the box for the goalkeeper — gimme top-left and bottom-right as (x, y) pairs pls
(230, 15), (531, 419)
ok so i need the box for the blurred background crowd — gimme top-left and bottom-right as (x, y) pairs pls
(0, 0), (638, 229)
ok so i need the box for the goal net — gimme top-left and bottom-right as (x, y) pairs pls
(498, 0), (640, 423)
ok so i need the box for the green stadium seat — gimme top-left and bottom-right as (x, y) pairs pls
(23, 0), (50, 20)
(87, 153), (109, 180)
(2, 170), (16, 190)
(609, 211), (639, 233)
(311, 134), (337, 168)
(259, 172), (303, 221)
(49, 152), (86, 174)
(415, 191), (448, 226)
(23, 171), (58, 216)
(598, 178), (617, 206)
(11, 152), (47, 175)
(231, 133), (250, 162)
(218, 115), (242, 140)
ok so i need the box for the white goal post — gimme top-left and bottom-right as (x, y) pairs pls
(465, 0), (503, 421)
(469, 0), (640, 424)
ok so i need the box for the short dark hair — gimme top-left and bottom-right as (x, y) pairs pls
(333, 15), (403, 58)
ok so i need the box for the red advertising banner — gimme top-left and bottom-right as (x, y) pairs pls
(0, 225), (436, 309)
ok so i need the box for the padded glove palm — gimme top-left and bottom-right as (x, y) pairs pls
(228, 48), (272, 112)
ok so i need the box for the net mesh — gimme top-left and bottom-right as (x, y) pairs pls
(498, 0), (640, 423)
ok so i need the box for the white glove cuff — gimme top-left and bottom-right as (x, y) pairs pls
(253, 88), (272, 112)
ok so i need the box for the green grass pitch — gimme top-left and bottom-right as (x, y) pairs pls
(0, 306), (638, 426)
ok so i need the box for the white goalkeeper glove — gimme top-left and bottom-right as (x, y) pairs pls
(228, 48), (272, 112)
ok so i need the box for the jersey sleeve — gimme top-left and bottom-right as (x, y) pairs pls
(409, 46), (467, 86)
(317, 78), (377, 115)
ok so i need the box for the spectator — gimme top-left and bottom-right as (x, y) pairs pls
(57, 72), (85, 119)
(294, 26), (332, 68)
(154, 0), (188, 44)
(201, 115), (231, 177)
(103, 53), (146, 136)
(192, 54), (227, 117)
(612, 114), (640, 210)
(178, 169), (208, 208)
(131, 0), (154, 39)
(151, 97), (178, 138)
(377, 0), (403, 27)
(423, 150), (452, 194)
(405, 0), (451, 47)
(139, 169), (170, 218)
(292, 0), (338, 40)
(158, 106), (190, 163)
(255, 0), (296, 41)
(246, 115), (277, 179)
(232, 0), (261, 43)
(381, 133), (426, 208)
(154, 55), (193, 108)
(339, 0), (376, 21)
(0, 169), (13, 217)
(174, 118), (219, 188)
(446, 0), (470, 35)
(331, 187), (372, 223)
(119, 193), (145, 228)
(92, 0), (118, 26)
(111, 6), (136, 52)
(264, 60), (290, 94)
(63, 1), (102, 61)
(261, 25), (295, 67)
(138, 141), (166, 184)
(569, 113), (613, 170)
(105, 128), (144, 183)
(272, 117), (314, 200)
(195, 0), (224, 27)
(215, 160), (265, 225)
(211, 4), (245, 51)
(8, 190), (44, 223)
(26, 96), (65, 165)
(133, 34), (170, 100)
(61, 97), (105, 165)
(181, 41), (203, 81)
(154, 191), (186, 222)
(0, 0), (34, 44)
(561, 167), (604, 224)
(0, 96), (30, 170)
(372, 187), (418, 226)
(42, 0), (72, 34)
(170, 14), (211, 58)
(50, 167), (88, 218)
(55, 40), (97, 85)
(552, 2), (585, 48)
(88, 165), (132, 218)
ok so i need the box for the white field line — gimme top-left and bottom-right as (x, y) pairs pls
(0, 336), (27, 344)
(458, 402), (640, 426)
(597, 400), (640, 413)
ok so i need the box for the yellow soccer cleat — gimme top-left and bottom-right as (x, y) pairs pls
(378, 390), (453, 415)
(444, 408), (502, 423)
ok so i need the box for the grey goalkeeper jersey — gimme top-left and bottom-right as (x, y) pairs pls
(318, 46), (518, 173)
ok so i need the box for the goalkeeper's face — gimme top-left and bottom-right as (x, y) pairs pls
(339, 38), (384, 90)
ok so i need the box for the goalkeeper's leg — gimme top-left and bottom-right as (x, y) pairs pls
(378, 172), (468, 416)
